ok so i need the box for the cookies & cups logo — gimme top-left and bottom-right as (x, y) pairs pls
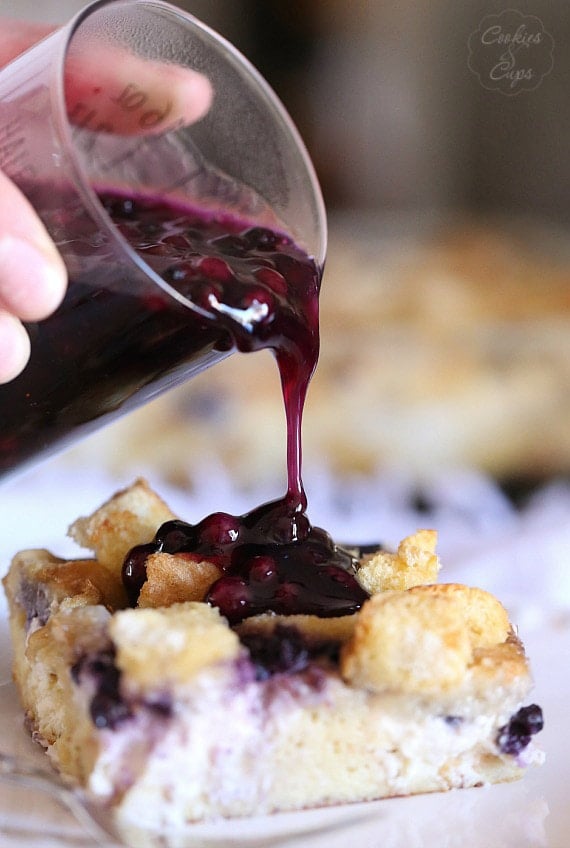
(468, 10), (554, 94)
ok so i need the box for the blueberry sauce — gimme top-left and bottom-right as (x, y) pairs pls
(239, 624), (341, 681)
(100, 193), (320, 512)
(123, 499), (368, 623)
(98, 192), (369, 622)
(496, 704), (544, 756)
(17, 580), (51, 629)
(72, 649), (173, 729)
(72, 650), (133, 730)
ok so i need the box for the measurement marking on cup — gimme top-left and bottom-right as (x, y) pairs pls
(0, 115), (36, 180)
(111, 82), (173, 130)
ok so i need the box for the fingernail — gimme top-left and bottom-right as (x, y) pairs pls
(0, 235), (66, 322)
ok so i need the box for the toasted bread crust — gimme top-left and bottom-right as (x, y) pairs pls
(138, 552), (222, 608)
(356, 530), (441, 593)
(407, 583), (510, 648)
(341, 590), (473, 694)
(68, 477), (175, 577)
(109, 603), (242, 691)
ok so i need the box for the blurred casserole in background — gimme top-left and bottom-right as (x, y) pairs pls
(64, 215), (570, 493)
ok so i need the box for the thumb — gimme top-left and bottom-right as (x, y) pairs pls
(0, 309), (30, 385)
(0, 169), (67, 322)
(0, 168), (67, 383)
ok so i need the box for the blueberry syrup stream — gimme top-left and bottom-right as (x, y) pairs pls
(110, 193), (368, 622)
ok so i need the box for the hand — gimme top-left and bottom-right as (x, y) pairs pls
(0, 22), (67, 384)
(0, 20), (212, 384)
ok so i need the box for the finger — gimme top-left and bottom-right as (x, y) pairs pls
(0, 170), (67, 321)
(0, 19), (54, 66)
(64, 48), (213, 136)
(0, 310), (30, 384)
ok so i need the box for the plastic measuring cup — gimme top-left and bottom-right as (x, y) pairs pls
(0, 0), (326, 482)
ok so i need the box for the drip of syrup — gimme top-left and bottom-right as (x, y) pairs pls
(102, 192), (367, 621)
